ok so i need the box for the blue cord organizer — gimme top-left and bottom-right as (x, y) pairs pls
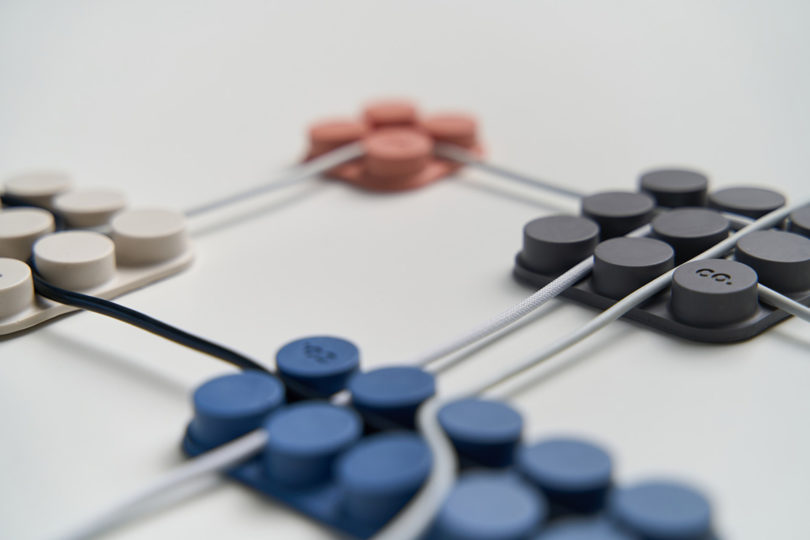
(181, 337), (718, 539)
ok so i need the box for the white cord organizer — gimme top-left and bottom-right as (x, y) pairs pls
(0, 173), (194, 334)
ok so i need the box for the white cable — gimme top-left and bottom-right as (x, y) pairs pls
(435, 143), (585, 200)
(758, 284), (810, 323)
(410, 184), (760, 373)
(415, 225), (652, 372)
(689, 213), (810, 322)
(183, 143), (365, 218)
(371, 398), (456, 540)
(478, 200), (809, 399)
(382, 200), (808, 540)
(57, 429), (268, 540)
(56, 185), (806, 540)
(728, 213), (810, 324)
(417, 258), (592, 371)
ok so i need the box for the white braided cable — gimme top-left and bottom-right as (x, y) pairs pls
(415, 225), (652, 372)
(184, 143), (364, 218)
(758, 284), (810, 323)
(479, 200), (809, 399)
(383, 200), (808, 540)
(57, 430), (269, 540)
(371, 398), (456, 540)
(423, 258), (593, 373)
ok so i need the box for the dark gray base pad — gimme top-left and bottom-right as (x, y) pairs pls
(513, 254), (810, 343)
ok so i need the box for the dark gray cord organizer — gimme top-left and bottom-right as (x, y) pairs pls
(513, 173), (810, 343)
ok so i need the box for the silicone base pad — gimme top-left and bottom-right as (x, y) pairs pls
(0, 249), (193, 335)
(513, 254), (810, 343)
(306, 146), (484, 192)
(305, 101), (484, 191)
(182, 364), (718, 539)
(183, 429), (432, 539)
(183, 430), (379, 539)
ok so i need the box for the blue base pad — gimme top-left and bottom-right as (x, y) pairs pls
(183, 429), (379, 539)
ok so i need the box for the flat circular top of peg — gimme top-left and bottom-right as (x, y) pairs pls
(670, 258), (759, 327)
(265, 402), (361, 456)
(275, 336), (359, 396)
(582, 191), (656, 219)
(34, 231), (112, 263)
(0, 208), (55, 237)
(673, 258), (757, 296)
(190, 371), (285, 450)
(521, 215), (600, 275)
(363, 100), (418, 127)
(53, 189), (126, 226)
(363, 129), (432, 177)
(33, 230), (116, 291)
(592, 237), (674, 299)
(608, 481), (712, 540)
(708, 186), (785, 218)
(111, 208), (185, 239)
(652, 208), (730, 263)
(276, 336), (359, 379)
(736, 230), (810, 266)
(111, 208), (188, 264)
(348, 366), (436, 410)
(34, 231), (115, 270)
(652, 208), (729, 242)
(594, 237), (674, 270)
(194, 371), (284, 420)
(4, 171), (72, 198)
(735, 230), (810, 292)
(309, 119), (367, 144)
(639, 168), (708, 207)
(438, 398), (523, 445)
(0, 208), (55, 260)
(517, 438), (613, 493)
(536, 518), (633, 540)
(0, 257), (32, 290)
(434, 472), (546, 540)
(525, 215), (601, 246)
(789, 204), (810, 237)
(581, 191), (655, 238)
(308, 119), (367, 155)
(336, 432), (431, 494)
(422, 113), (477, 146)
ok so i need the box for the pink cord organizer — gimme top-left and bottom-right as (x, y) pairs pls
(305, 99), (483, 192)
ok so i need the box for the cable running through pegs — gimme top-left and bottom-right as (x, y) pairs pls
(384, 199), (810, 539)
(52, 201), (810, 540)
(409, 178), (806, 372)
(42, 144), (807, 538)
(10, 144), (367, 372)
(478, 199), (810, 398)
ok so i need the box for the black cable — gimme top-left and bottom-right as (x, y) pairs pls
(31, 271), (270, 373)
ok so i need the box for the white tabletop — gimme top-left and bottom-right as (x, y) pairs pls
(1, 2), (809, 539)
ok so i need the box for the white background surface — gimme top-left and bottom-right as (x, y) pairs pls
(1, 1), (809, 539)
